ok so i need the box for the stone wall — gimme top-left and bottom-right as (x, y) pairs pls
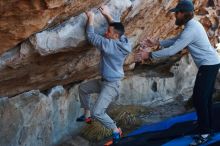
(0, 54), (197, 146)
(0, 0), (219, 97)
(0, 86), (82, 146)
(0, 0), (219, 146)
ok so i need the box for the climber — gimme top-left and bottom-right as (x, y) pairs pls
(76, 5), (131, 144)
(135, 0), (220, 146)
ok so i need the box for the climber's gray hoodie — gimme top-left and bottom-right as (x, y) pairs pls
(86, 25), (131, 82)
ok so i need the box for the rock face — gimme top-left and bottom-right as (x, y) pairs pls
(119, 55), (197, 106)
(0, 0), (103, 54)
(0, 0), (220, 146)
(31, 0), (132, 55)
(0, 86), (83, 146)
(0, 0), (219, 97)
(0, 55), (196, 146)
(0, 0), (132, 97)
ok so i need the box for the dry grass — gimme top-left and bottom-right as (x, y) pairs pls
(81, 121), (112, 142)
(109, 104), (149, 130)
(81, 104), (150, 142)
(114, 110), (142, 130)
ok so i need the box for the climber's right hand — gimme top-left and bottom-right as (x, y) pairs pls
(98, 5), (110, 16)
(85, 11), (94, 24)
(140, 38), (159, 48)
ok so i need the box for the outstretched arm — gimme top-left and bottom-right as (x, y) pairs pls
(85, 11), (95, 26)
(139, 36), (179, 49)
(85, 11), (110, 50)
(135, 28), (194, 62)
(159, 36), (179, 48)
(99, 5), (114, 23)
(151, 29), (194, 58)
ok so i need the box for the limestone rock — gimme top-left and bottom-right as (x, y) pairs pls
(0, 0), (103, 54)
(0, 0), (219, 98)
(119, 55), (197, 106)
(30, 0), (132, 55)
(59, 136), (90, 146)
(0, 1), (220, 145)
(0, 87), (83, 146)
(0, 0), (132, 97)
(0, 54), (197, 146)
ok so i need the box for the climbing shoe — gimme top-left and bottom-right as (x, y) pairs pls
(76, 115), (92, 124)
(112, 128), (122, 144)
(190, 134), (212, 146)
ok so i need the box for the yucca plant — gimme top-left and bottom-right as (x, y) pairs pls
(114, 110), (142, 131)
(81, 104), (149, 141)
(81, 120), (112, 142)
(109, 105), (149, 131)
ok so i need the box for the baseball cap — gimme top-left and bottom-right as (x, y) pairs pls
(170, 0), (194, 12)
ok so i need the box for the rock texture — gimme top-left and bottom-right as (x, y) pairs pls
(0, 55), (196, 146)
(0, 86), (83, 146)
(0, 0), (103, 54)
(0, 0), (219, 96)
(0, 0), (132, 97)
(31, 0), (132, 55)
(0, 0), (220, 146)
(0, 0), (219, 97)
(119, 55), (197, 106)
